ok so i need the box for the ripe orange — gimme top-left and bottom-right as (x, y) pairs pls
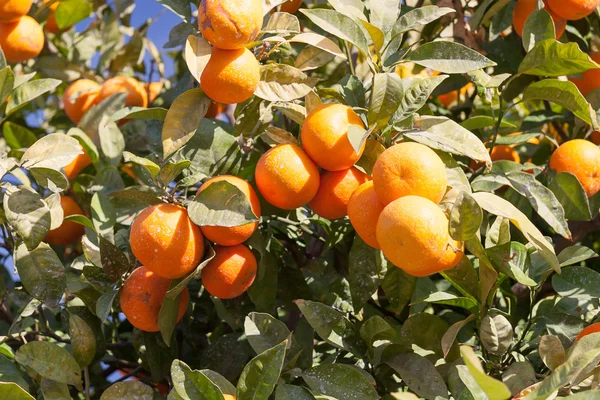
(372, 142), (447, 205)
(63, 146), (92, 179)
(437, 83), (473, 108)
(569, 52), (600, 96)
(45, 196), (85, 246)
(201, 47), (260, 105)
(280, 0), (302, 13)
(45, 12), (59, 34)
(309, 167), (370, 220)
(574, 322), (600, 342)
(549, 139), (600, 197)
(470, 144), (521, 170)
(513, 0), (566, 37)
(145, 82), (163, 104)
(201, 244), (257, 299)
(376, 196), (463, 277)
(130, 203), (205, 279)
(63, 79), (101, 124)
(223, 395), (236, 400)
(198, 0), (263, 50)
(591, 131), (600, 145)
(120, 266), (189, 332)
(255, 143), (320, 210)
(547, 0), (599, 20)
(95, 76), (148, 108)
(347, 181), (385, 249)
(301, 104), (365, 171)
(0, 16), (45, 63)
(205, 102), (224, 118)
(198, 175), (261, 246)
(0, 0), (32, 22)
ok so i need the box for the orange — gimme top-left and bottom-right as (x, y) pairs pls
(45, 196), (85, 246)
(0, 16), (44, 63)
(591, 131), (600, 145)
(130, 203), (205, 279)
(574, 322), (600, 342)
(198, 0), (263, 50)
(280, 0), (302, 13)
(63, 79), (101, 124)
(569, 52), (600, 96)
(95, 76), (148, 108)
(200, 47), (260, 105)
(201, 244), (257, 299)
(438, 83), (473, 107)
(309, 167), (370, 220)
(376, 196), (463, 277)
(223, 395), (236, 400)
(198, 175), (261, 246)
(120, 266), (189, 332)
(63, 146), (92, 179)
(549, 139), (600, 197)
(45, 12), (59, 33)
(0, 0), (32, 22)
(372, 142), (447, 205)
(301, 104), (365, 171)
(547, 0), (599, 20)
(255, 143), (320, 210)
(347, 181), (385, 249)
(205, 102), (224, 118)
(145, 82), (163, 104)
(513, 0), (566, 37)
(490, 145), (521, 163)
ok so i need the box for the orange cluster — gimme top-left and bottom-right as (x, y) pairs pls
(0, 0), (44, 63)
(198, 0), (262, 105)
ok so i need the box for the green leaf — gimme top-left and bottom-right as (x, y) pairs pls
(487, 242), (537, 286)
(338, 75), (366, 108)
(6, 79), (61, 115)
(521, 9), (555, 52)
(265, 12), (301, 33)
(348, 235), (387, 310)
(390, 75), (448, 124)
(539, 335), (565, 371)
(68, 307), (105, 368)
(501, 362), (537, 397)
(255, 64), (318, 102)
(0, 383), (34, 400)
(552, 265), (600, 298)
(303, 364), (378, 400)
(368, 73), (403, 125)
(381, 267), (416, 314)
(416, 292), (478, 312)
(101, 381), (154, 400)
(185, 35), (212, 83)
(166, 245), (216, 299)
(406, 42), (496, 73)
(96, 288), (118, 323)
(111, 107), (168, 122)
(522, 79), (595, 126)
(123, 151), (160, 178)
(15, 243), (66, 307)
(450, 191), (483, 241)
(159, 281), (185, 345)
(3, 187), (50, 250)
(519, 40), (600, 76)
(493, 133), (540, 145)
(399, 313), (456, 360)
(99, 236), (130, 282)
(460, 116), (517, 131)
(162, 88), (211, 158)
(79, 93), (127, 141)
(171, 360), (225, 400)
(158, 160), (191, 186)
(237, 340), (287, 400)
(480, 313), (513, 356)
(200, 370), (236, 395)
(188, 180), (258, 227)
(557, 245), (598, 267)
(360, 316), (396, 348)
(30, 168), (68, 192)
(460, 346), (511, 400)
(20, 133), (82, 170)
(548, 172), (592, 221)
(387, 353), (449, 400)
(245, 312), (291, 356)
(0, 355), (29, 390)
(368, 0), (400, 33)
(15, 341), (81, 389)
(99, 115), (125, 167)
(3, 122), (37, 150)
(275, 384), (316, 400)
(0, 67), (14, 105)
(156, 0), (192, 22)
(54, 0), (92, 29)
(360, 20), (385, 51)
(441, 257), (480, 301)
(442, 314), (476, 359)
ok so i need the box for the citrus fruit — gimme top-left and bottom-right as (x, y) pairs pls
(205, 102), (224, 118)
(0, 0), (32, 22)
(201, 244), (257, 299)
(549, 139), (600, 197)
(569, 52), (600, 96)
(309, 167), (370, 220)
(255, 143), (320, 210)
(45, 196), (86, 246)
(223, 395), (236, 400)
(347, 181), (385, 249)
(95, 76), (148, 108)
(63, 79), (101, 124)
(438, 83), (474, 107)
(0, 15), (44, 63)
(198, 175), (261, 246)
(145, 82), (163, 104)
(280, 0), (302, 13)
(198, 0), (263, 50)
(130, 203), (205, 279)
(63, 146), (92, 179)
(120, 266), (189, 332)
(574, 322), (600, 342)
(513, 0), (566, 37)
(301, 103), (365, 171)
(200, 47), (260, 105)
(372, 142), (448, 205)
(376, 196), (464, 277)
(591, 131), (600, 145)
(547, 0), (599, 20)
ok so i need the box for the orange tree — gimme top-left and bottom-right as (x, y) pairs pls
(2, 0), (600, 398)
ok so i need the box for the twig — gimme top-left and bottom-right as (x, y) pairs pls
(84, 367), (91, 400)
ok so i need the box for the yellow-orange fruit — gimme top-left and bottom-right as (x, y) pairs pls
(201, 244), (257, 299)
(575, 322), (600, 342)
(145, 82), (163, 104)
(45, 12), (59, 33)
(120, 266), (189, 332)
(513, 0), (566, 37)
(63, 79), (101, 124)
(201, 47), (260, 105)
(255, 143), (320, 210)
(547, 0), (599, 20)
(130, 203), (205, 279)
(591, 131), (600, 145)
(45, 196), (85, 246)
(549, 139), (600, 197)
(0, 0), (32, 22)
(0, 16), (44, 63)
(309, 167), (370, 220)
(347, 181), (385, 249)
(280, 0), (302, 13)
(223, 395), (236, 400)
(95, 76), (148, 108)
(569, 52), (600, 96)
(63, 146), (92, 179)
(198, 175), (261, 246)
(491, 145), (521, 163)
(205, 102), (224, 118)
(198, 0), (263, 50)
(376, 196), (463, 277)
(438, 83), (473, 107)
(372, 142), (447, 205)
(301, 104), (365, 171)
